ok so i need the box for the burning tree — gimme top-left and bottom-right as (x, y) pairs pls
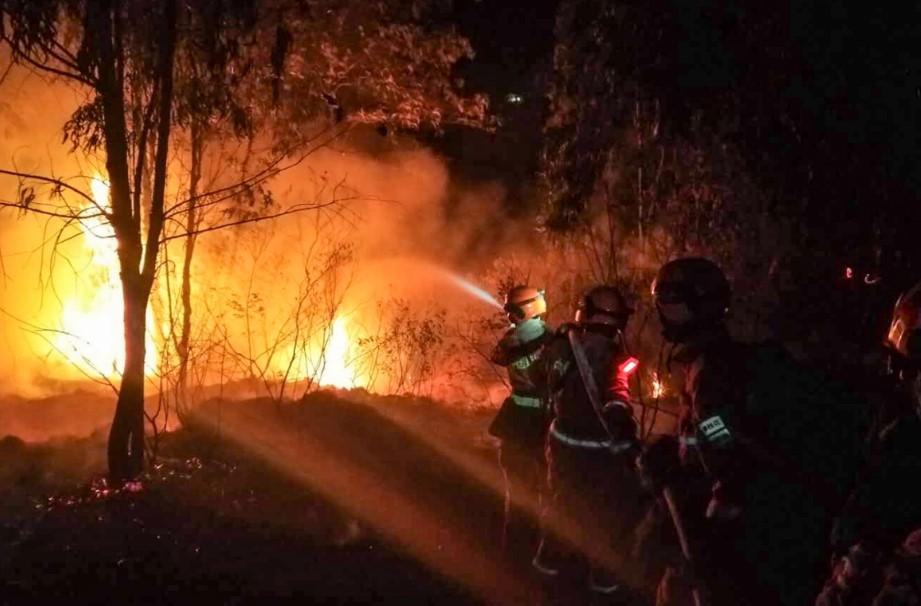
(0, 0), (488, 480)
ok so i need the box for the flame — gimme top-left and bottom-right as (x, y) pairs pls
(318, 316), (357, 388)
(651, 372), (667, 399)
(54, 174), (158, 377)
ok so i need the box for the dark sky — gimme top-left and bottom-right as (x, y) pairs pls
(427, 0), (558, 208)
(451, 0), (558, 98)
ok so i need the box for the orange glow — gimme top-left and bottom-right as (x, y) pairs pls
(318, 316), (358, 388)
(651, 372), (667, 399)
(54, 174), (158, 377)
(273, 315), (365, 389)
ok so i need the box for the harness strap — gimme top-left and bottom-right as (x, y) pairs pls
(549, 420), (633, 452)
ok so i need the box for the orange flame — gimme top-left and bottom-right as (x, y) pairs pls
(651, 372), (667, 399)
(274, 315), (363, 389)
(318, 316), (358, 388)
(54, 174), (158, 377)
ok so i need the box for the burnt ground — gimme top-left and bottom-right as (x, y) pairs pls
(0, 391), (638, 605)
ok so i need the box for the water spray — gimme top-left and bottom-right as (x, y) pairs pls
(357, 257), (504, 311)
(440, 272), (503, 310)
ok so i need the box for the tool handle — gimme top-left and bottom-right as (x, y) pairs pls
(662, 486), (707, 606)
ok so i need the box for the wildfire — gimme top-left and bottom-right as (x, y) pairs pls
(54, 174), (158, 377)
(318, 316), (358, 388)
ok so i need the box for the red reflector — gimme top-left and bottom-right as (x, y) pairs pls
(618, 357), (639, 375)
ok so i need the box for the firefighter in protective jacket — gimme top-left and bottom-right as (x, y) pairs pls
(488, 285), (552, 552)
(816, 279), (921, 606)
(646, 257), (833, 606)
(532, 285), (643, 596)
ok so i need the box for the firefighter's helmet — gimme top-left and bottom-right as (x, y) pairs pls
(504, 285), (547, 323)
(885, 280), (921, 364)
(652, 257), (730, 342)
(575, 285), (633, 329)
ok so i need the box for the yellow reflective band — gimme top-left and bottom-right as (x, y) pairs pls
(511, 393), (542, 408)
(550, 424), (611, 448)
(549, 421), (633, 453)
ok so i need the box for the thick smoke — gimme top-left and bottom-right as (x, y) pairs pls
(1, 60), (518, 413)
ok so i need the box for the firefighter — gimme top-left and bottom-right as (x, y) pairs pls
(815, 279), (921, 606)
(644, 257), (835, 606)
(532, 285), (644, 598)
(488, 285), (553, 554)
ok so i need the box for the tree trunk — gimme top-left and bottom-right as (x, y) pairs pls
(88, 0), (144, 482)
(97, 0), (177, 481)
(177, 124), (203, 405)
(108, 276), (149, 480)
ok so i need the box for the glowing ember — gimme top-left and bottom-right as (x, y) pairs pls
(54, 174), (157, 377)
(318, 316), (357, 388)
(651, 372), (667, 399)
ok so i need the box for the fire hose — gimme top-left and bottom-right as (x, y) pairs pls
(662, 485), (707, 606)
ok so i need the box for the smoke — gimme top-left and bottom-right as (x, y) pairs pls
(0, 55), (522, 409)
(0, 61), (103, 396)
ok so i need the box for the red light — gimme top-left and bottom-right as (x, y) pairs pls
(618, 357), (639, 375)
(845, 266), (854, 280)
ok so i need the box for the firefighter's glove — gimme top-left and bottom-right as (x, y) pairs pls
(704, 480), (743, 521)
(637, 434), (680, 492)
(602, 401), (638, 440)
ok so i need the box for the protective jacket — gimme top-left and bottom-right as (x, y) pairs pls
(488, 318), (552, 448)
(668, 328), (838, 606)
(542, 324), (637, 450)
(818, 382), (921, 606)
(670, 327), (752, 507)
(534, 323), (643, 593)
(832, 385), (921, 555)
(491, 318), (551, 408)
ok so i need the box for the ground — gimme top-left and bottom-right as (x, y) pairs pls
(0, 390), (618, 605)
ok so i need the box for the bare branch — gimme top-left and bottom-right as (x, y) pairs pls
(162, 124), (348, 219)
(2, 38), (96, 87)
(159, 197), (361, 244)
(0, 168), (104, 210)
(0, 59), (13, 87)
(0, 307), (120, 394)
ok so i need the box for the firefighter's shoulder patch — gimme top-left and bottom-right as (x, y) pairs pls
(698, 415), (731, 443)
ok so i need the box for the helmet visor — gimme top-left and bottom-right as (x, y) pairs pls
(504, 303), (525, 320)
(504, 295), (541, 321)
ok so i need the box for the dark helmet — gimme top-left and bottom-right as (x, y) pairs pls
(885, 279), (921, 365)
(652, 257), (730, 342)
(575, 285), (633, 330)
